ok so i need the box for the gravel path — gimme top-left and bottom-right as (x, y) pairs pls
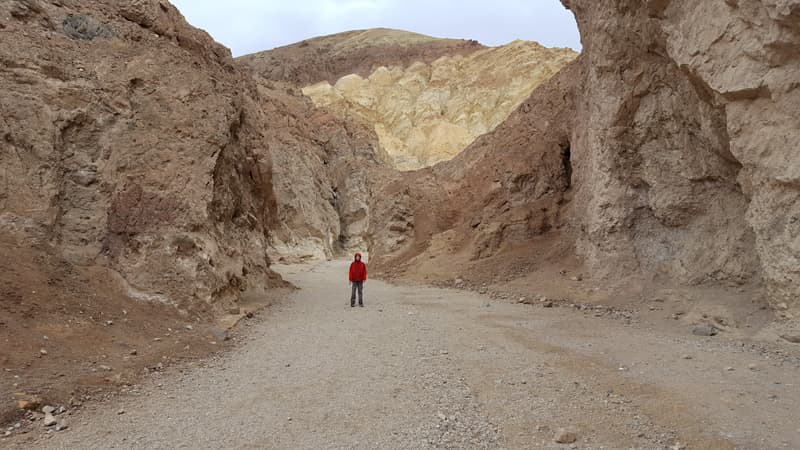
(14, 260), (800, 449)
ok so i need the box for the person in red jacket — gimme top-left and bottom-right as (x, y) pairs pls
(349, 253), (367, 307)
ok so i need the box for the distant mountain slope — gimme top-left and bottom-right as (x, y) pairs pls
(238, 28), (485, 85)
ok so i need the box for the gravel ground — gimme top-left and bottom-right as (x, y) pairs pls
(10, 260), (800, 449)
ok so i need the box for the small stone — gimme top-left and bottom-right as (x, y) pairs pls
(117, 409), (125, 415)
(543, 301), (554, 308)
(184, 325), (193, 331)
(779, 333), (800, 344)
(99, 365), (113, 372)
(440, 350), (449, 355)
(55, 419), (69, 431)
(437, 412), (447, 421)
(40, 349), (48, 356)
(42, 405), (56, 414)
(129, 349), (138, 356)
(692, 324), (718, 336)
(43, 413), (57, 427)
(554, 428), (578, 444)
(682, 355), (693, 360)
(106, 320), (113, 326)
(748, 363), (758, 371)
(724, 366), (735, 371)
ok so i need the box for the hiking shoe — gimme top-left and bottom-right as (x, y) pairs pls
(359, 303), (364, 307)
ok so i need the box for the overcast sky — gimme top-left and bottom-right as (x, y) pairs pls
(170, 0), (581, 57)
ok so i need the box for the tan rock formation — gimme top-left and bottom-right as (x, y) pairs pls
(253, 80), (389, 263)
(302, 41), (577, 170)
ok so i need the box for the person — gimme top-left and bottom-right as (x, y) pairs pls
(348, 253), (367, 307)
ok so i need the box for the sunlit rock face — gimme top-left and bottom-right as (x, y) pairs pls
(302, 40), (577, 170)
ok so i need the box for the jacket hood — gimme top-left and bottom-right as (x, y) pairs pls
(354, 253), (362, 261)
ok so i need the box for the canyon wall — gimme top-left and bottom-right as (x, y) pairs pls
(564, 0), (799, 313)
(252, 79), (389, 262)
(368, 0), (800, 315)
(0, 0), (281, 313)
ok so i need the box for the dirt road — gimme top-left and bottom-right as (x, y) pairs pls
(13, 260), (800, 449)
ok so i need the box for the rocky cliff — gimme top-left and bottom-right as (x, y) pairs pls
(0, 0), (285, 314)
(302, 40), (577, 170)
(368, 0), (800, 317)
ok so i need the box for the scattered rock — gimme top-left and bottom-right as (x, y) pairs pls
(43, 413), (57, 427)
(724, 366), (735, 371)
(211, 329), (229, 342)
(543, 301), (554, 308)
(40, 348), (48, 355)
(99, 365), (113, 371)
(554, 428), (578, 444)
(55, 419), (69, 431)
(117, 409), (125, 415)
(692, 324), (718, 336)
(184, 325), (193, 331)
(129, 349), (138, 356)
(42, 405), (56, 414)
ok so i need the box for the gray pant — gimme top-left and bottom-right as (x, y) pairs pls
(350, 281), (364, 305)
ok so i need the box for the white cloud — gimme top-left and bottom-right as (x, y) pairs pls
(170, 0), (581, 56)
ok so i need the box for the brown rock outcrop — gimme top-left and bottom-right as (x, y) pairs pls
(0, 0), (280, 312)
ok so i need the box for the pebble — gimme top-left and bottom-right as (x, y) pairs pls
(100, 365), (113, 372)
(117, 409), (125, 415)
(55, 419), (69, 431)
(554, 428), (578, 444)
(724, 366), (735, 371)
(42, 405), (56, 414)
(43, 413), (57, 427)
(40, 349), (48, 356)
(185, 325), (193, 331)
(692, 324), (718, 336)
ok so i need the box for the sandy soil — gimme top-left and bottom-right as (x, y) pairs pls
(6, 259), (800, 449)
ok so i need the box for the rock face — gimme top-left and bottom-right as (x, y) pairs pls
(0, 0), (281, 312)
(252, 80), (389, 262)
(303, 40), (577, 170)
(563, 0), (800, 311)
(368, 0), (800, 314)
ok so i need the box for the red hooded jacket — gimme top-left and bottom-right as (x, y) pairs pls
(349, 253), (367, 282)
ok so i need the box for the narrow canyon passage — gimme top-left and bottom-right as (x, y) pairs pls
(14, 261), (800, 450)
